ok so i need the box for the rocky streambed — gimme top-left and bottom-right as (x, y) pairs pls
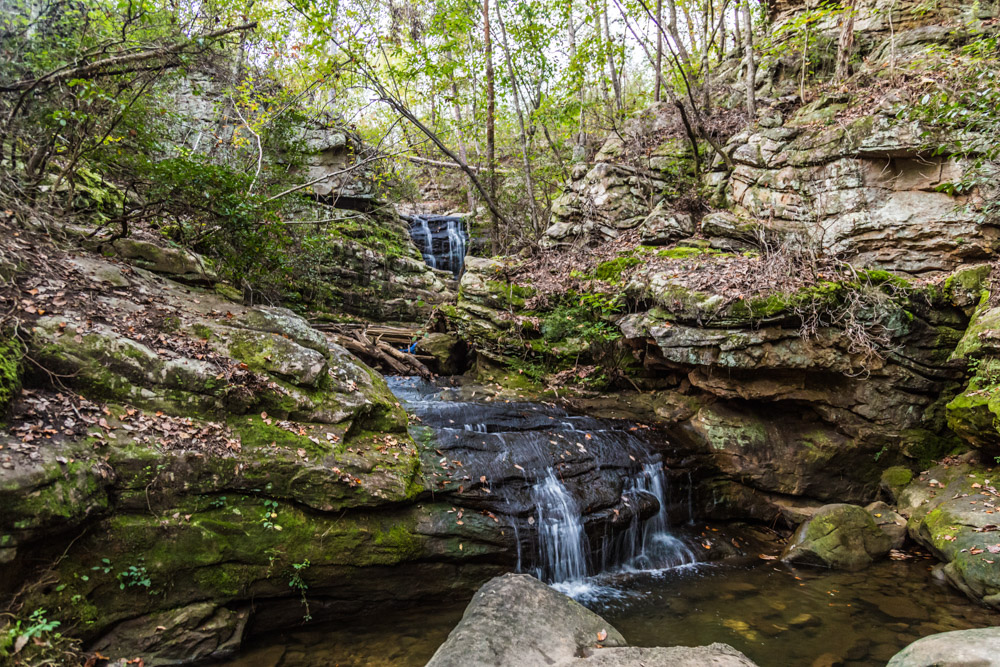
(217, 378), (1000, 667)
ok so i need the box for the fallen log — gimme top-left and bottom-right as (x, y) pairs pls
(324, 326), (432, 379)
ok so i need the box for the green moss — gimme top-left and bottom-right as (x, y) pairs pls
(232, 415), (335, 459)
(214, 283), (243, 302)
(880, 466), (913, 495)
(190, 323), (214, 341)
(656, 246), (725, 259)
(593, 256), (641, 283)
(0, 335), (25, 420)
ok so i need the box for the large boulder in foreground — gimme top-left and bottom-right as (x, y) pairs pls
(781, 504), (892, 570)
(887, 627), (1000, 666)
(427, 573), (758, 667)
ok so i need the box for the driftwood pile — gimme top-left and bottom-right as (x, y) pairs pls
(313, 323), (433, 379)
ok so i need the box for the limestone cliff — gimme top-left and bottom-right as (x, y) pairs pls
(446, 0), (1000, 534)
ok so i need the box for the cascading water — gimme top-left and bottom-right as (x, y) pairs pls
(405, 214), (468, 279)
(617, 462), (697, 572)
(386, 376), (699, 597)
(532, 469), (589, 583)
(411, 217), (436, 269)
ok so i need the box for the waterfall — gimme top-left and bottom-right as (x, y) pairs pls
(532, 469), (588, 583)
(405, 215), (468, 279)
(412, 217), (436, 270)
(445, 218), (467, 276)
(384, 376), (698, 594)
(529, 461), (695, 586)
(622, 463), (697, 571)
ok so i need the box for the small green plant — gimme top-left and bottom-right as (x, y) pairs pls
(1, 608), (80, 662)
(117, 562), (152, 592)
(260, 499), (282, 531)
(288, 560), (312, 622)
(91, 558), (113, 575)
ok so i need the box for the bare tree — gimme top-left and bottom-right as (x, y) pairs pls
(742, 0), (756, 118)
(484, 0), (499, 246)
(602, 0), (623, 113)
(495, 3), (540, 234)
(835, 0), (857, 82)
(654, 0), (663, 102)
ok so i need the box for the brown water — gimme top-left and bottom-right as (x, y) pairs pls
(218, 557), (999, 667)
(593, 558), (1000, 666)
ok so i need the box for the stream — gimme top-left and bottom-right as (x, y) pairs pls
(218, 378), (1000, 666)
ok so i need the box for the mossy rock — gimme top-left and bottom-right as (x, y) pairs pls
(0, 335), (25, 421)
(781, 504), (892, 571)
(880, 466), (914, 502)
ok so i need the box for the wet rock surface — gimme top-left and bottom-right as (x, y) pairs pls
(426, 573), (758, 667)
(888, 627), (1000, 667)
(897, 462), (1000, 609)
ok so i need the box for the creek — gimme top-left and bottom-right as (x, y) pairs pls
(216, 378), (1000, 666)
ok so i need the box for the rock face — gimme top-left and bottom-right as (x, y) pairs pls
(0, 247), (507, 664)
(415, 332), (467, 375)
(896, 462), (1000, 609)
(543, 105), (696, 245)
(723, 113), (994, 276)
(447, 0), (1000, 537)
(887, 627), (1000, 667)
(781, 504), (893, 570)
(450, 256), (984, 524)
(166, 72), (455, 323)
(944, 301), (1000, 458)
(427, 573), (759, 667)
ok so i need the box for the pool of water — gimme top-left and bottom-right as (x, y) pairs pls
(592, 557), (1000, 666)
(217, 556), (999, 667)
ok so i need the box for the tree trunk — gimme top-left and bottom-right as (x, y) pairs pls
(567, 1), (587, 148)
(601, 0), (623, 113)
(654, 0), (663, 102)
(664, 0), (692, 67)
(495, 3), (540, 235)
(742, 0), (756, 119)
(446, 54), (477, 213)
(483, 0), (499, 249)
(834, 0), (857, 83)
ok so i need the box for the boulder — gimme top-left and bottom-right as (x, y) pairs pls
(781, 504), (892, 570)
(111, 238), (217, 284)
(427, 573), (758, 667)
(866, 500), (907, 550)
(900, 463), (1000, 609)
(881, 466), (914, 502)
(415, 332), (466, 375)
(887, 627), (1000, 666)
(639, 205), (694, 245)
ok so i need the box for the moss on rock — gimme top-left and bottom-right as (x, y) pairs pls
(0, 335), (25, 421)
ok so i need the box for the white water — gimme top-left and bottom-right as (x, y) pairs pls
(413, 217), (436, 269)
(529, 461), (696, 594)
(621, 463), (697, 572)
(532, 469), (589, 583)
(445, 219), (467, 277)
(407, 215), (468, 278)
